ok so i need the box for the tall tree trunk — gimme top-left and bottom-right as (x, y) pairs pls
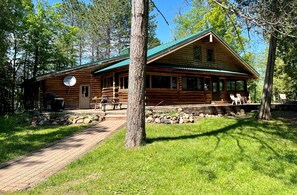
(79, 36), (83, 66)
(105, 27), (111, 58)
(258, 31), (278, 120)
(125, 0), (149, 148)
(33, 44), (39, 77)
(11, 38), (17, 113)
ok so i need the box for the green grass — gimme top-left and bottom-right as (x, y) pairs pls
(16, 111), (297, 194)
(0, 114), (87, 163)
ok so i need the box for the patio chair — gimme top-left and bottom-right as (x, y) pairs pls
(279, 94), (287, 104)
(236, 93), (244, 104)
(230, 94), (240, 105)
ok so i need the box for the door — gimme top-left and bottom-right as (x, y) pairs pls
(80, 85), (90, 109)
(212, 76), (220, 101)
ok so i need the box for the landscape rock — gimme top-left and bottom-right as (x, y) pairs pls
(146, 116), (154, 123)
(183, 119), (190, 123)
(240, 109), (245, 115)
(84, 118), (92, 124)
(189, 116), (194, 123)
(145, 110), (153, 116)
(199, 113), (205, 118)
(93, 115), (99, 121)
(76, 118), (84, 124)
(183, 114), (189, 119)
(163, 119), (172, 124)
(154, 118), (161, 123)
(179, 118), (184, 124)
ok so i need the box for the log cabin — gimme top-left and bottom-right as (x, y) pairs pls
(23, 29), (259, 110)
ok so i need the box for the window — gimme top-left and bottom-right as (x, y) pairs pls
(227, 80), (245, 92)
(182, 77), (203, 90)
(207, 49), (214, 62)
(152, 75), (171, 88)
(172, 77), (177, 89)
(102, 76), (113, 88)
(81, 86), (89, 97)
(236, 80), (245, 91)
(220, 80), (225, 91)
(227, 80), (236, 91)
(204, 78), (211, 91)
(146, 75), (151, 88)
(119, 76), (128, 89)
(194, 46), (201, 62)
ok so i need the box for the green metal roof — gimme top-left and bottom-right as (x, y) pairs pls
(34, 54), (128, 81)
(159, 65), (249, 76)
(95, 29), (212, 73)
(94, 29), (260, 78)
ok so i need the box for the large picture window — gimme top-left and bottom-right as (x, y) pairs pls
(227, 80), (245, 92)
(182, 77), (203, 91)
(151, 75), (171, 88)
(236, 80), (245, 91)
(227, 80), (236, 91)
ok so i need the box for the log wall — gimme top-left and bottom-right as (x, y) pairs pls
(43, 67), (101, 108)
(155, 36), (247, 73)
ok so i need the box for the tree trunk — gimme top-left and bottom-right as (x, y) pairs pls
(79, 36), (83, 66)
(258, 31), (278, 120)
(125, 0), (149, 148)
(33, 44), (39, 77)
(11, 38), (17, 113)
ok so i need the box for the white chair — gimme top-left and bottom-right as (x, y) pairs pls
(279, 94), (287, 103)
(236, 93), (243, 104)
(230, 94), (240, 105)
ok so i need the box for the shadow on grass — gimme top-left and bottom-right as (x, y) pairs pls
(146, 115), (297, 184)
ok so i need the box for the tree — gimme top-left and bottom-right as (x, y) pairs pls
(276, 32), (297, 100)
(125, 0), (149, 148)
(273, 59), (297, 101)
(213, 0), (297, 120)
(174, 0), (247, 53)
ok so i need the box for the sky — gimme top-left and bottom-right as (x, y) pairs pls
(39, 0), (266, 53)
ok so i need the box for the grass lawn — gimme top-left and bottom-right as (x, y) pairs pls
(17, 111), (297, 194)
(0, 114), (87, 163)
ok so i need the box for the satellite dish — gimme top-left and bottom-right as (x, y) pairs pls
(63, 76), (76, 87)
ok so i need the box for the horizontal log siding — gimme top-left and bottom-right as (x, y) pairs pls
(108, 65), (248, 105)
(44, 67), (101, 108)
(118, 89), (128, 102)
(146, 89), (179, 105)
(155, 37), (247, 73)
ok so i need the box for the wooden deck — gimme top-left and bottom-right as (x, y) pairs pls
(40, 102), (296, 116)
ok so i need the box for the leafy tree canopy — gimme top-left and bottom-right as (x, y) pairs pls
(174, 0), (247, 53)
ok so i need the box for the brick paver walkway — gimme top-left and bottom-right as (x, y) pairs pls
(0, 120), (126, 192)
